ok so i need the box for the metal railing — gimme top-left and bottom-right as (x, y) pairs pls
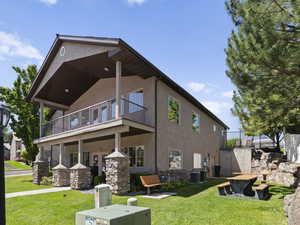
(41, 98), (147, 137)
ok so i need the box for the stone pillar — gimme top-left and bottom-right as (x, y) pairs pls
(105, 151), (130, 195)
(52, 164), (70, 187)
(70, 164), (91, 190)
(70, 140), (91, 190)
(33, 160), (48, 185)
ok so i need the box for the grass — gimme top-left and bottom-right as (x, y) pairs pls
(6, 179), (294, 225)
(5, 175), (52, 193)
(5, 161), (32, 170)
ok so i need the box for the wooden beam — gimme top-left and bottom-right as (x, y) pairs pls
(34, 98), (69, 110)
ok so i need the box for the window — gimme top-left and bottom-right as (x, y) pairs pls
(70, 152), (78, 167)
(168, 96), (180, 124)
(101, 106), (108, 122)
(92, 108), (99, 123)
(81, 109), (90, 126)
(193, 153), (202, 169)
(169, 150), (182, 169)
(129, 90), (144, 113)
(192, 112), (200, 132)
(213, 124), (217, 132)
(123, 146), (144, 167)
(111, 100), (116, 119)
(70, 112), (80, 128)
(83, 152), (90, 167)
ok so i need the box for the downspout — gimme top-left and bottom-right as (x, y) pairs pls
(155, 78), (158, 173)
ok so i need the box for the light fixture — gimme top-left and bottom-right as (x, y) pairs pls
(65, 88), (70, 93)
(104, 67), (110, 72)
(0, 104), (10, 128)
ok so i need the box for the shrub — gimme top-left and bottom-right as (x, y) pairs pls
(161, 180), (188, 192)
(226, 138), (239, 149)
(130, 173), (152, 192)
(40, 176), (52, 185)
(48, 170), (53, 177)
(93, 175), (106, 186)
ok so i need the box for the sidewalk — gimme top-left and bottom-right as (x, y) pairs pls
(6, 187), (71, 199)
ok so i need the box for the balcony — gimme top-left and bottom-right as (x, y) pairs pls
(41, 98), (148, 138)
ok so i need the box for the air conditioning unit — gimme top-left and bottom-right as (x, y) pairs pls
(76, 204), (151, 225)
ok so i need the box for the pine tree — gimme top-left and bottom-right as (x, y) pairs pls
(225, 0), (300, 148)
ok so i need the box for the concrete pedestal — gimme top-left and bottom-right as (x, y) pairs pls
(105, 151), (130, 195)
(70, 164), (91, 190)
(52, 164), (70, 187)
(33, 161), (49, 185)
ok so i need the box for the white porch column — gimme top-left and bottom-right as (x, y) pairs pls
(39, 102), (44, 138)
(114, 132), (121, 152)
(115, 60), (122, 119)
(78, 139), (83, 165)
(59, 143), (64, 165)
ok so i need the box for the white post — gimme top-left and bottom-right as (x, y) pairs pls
(115, 132), (121, 152)
(59, 143), (64, 165)
(39, 102), (44, 138)
(78, 140), (83, 164)
(115, 61), (122, 119)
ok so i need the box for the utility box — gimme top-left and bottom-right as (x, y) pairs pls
(76, 204), (151, 225)
(95, 184), (112, 208)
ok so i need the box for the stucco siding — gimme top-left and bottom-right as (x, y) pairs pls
(156, 80), (225, 174)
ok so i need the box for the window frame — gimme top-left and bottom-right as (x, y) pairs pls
(168, 149), (183, 170)
(168, 96), (181, 125)
(123, 145), (145, 168)
(192, 111), (200, 133)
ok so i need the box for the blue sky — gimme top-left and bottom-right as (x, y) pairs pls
(0, 0), (240, 130)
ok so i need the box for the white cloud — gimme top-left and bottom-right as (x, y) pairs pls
(0, 31), (43, 62)
(222, 90), (234, 98)
(39, 0), (58, 5)
(202, 101), (232, 115)
(187, 81), (214, 94)
(128, 0), (146, 5)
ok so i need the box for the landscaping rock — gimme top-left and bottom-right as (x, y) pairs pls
(267, 172), (298, 187)
(278, 163), (300, 175)
(105, 151), (130, 195)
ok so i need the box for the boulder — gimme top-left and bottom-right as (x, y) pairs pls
(285, 187), (300, 225)
(278, 163), (300, 175)
(267, 172), (297, 187)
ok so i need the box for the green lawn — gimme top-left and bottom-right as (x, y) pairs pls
(6, 179), (294, 225)
(5, 161), (32, 170)
(5, 175), (52, 193)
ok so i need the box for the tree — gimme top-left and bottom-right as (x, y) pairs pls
(3, 127), (13, 144)
(0, 65), (40, 162)
(225, 0), (300, 149)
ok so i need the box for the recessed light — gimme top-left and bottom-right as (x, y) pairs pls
(104, 67), (110, 72)
(65, 88), (70, 93)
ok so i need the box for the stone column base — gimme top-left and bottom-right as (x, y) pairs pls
(33, 161), (49, 185)
(70, 164), (91, 190)
(105, 151), (130, 195)
(52, 164), (70, 187)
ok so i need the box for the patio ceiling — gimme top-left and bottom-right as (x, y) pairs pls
(35, 49), (157, 106)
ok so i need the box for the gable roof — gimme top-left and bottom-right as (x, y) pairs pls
(27, 34), (229, 129)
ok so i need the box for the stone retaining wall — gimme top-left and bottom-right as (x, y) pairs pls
(33, 161), (49, 185)
(158, 169), (191, 182)
(284, 187), (300, 225)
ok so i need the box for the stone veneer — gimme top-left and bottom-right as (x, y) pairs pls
(284, 187), (300, 225)
(52, 164), (70, 187)
(33, 161), (49, 185)
(105, 151), (130, 195)
(70, 164), (91, 190)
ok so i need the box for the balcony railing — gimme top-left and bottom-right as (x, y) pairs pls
(41, 98), (147, 138)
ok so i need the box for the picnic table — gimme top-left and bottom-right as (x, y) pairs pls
(227, 174), (258, 197)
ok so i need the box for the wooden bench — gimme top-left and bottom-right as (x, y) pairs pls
(217, 182), (232, 196)
(140, 175), (162, 195)
(254, 184), (269, 200)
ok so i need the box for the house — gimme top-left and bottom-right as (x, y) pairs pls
(26, 34), (228, 193)
(4, 143), (10, 160)
(10, 134), (26, 161)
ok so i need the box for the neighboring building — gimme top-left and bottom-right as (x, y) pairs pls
(10, 134), (26, 161)
(27, 35), (228, 181)
(4, 143), (10, 160)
